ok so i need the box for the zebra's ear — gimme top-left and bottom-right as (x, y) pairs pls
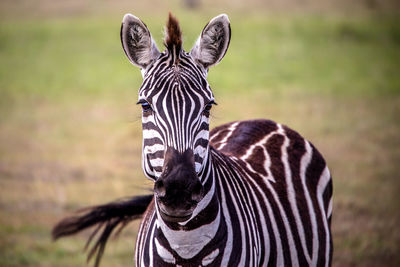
(121, 14), (161, 69)
(190, 14), (231, 69)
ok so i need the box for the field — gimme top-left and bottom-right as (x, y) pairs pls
(0, 1), (400, 266)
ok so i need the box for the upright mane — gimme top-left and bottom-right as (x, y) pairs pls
(164, 13), (182, 60)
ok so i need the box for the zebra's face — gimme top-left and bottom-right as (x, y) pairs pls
(121, 13), (230, 222)
(137, 52), (214, 179)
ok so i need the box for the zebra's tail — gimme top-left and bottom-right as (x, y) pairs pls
(52, 194), (153, 267)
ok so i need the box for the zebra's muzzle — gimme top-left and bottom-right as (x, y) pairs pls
(154, 148), (204, 223)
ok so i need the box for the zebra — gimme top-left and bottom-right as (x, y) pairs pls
(53, 13), (333, 267)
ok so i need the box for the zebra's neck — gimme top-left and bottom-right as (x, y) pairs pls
(154, 146), (225, 261)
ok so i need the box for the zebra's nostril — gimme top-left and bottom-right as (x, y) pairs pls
(154, 180), (166, 198)
(191, 182), (203, 202)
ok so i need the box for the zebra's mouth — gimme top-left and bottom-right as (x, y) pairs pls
(158, 208), (192, 223)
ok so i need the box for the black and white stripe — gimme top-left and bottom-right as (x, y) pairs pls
(139, 51), (213, 180)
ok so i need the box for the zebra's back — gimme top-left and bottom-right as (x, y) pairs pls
(210, 119), (333, 266)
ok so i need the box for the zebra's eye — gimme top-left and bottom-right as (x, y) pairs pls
(203, 101), (216, 115)
(137, 100), (153, 113)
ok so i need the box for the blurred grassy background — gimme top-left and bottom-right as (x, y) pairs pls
(0, 0), (399, 266)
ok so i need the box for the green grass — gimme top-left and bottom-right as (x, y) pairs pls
(0, 7), (399, 267)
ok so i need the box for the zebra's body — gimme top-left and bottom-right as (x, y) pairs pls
(136, 120), (332, 267)
(52, 13), (333, 267)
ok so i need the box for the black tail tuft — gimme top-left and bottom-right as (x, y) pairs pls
(52, 194), (153, 267)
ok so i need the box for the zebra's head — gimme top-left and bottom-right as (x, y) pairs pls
(121, 13), (230, 222)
